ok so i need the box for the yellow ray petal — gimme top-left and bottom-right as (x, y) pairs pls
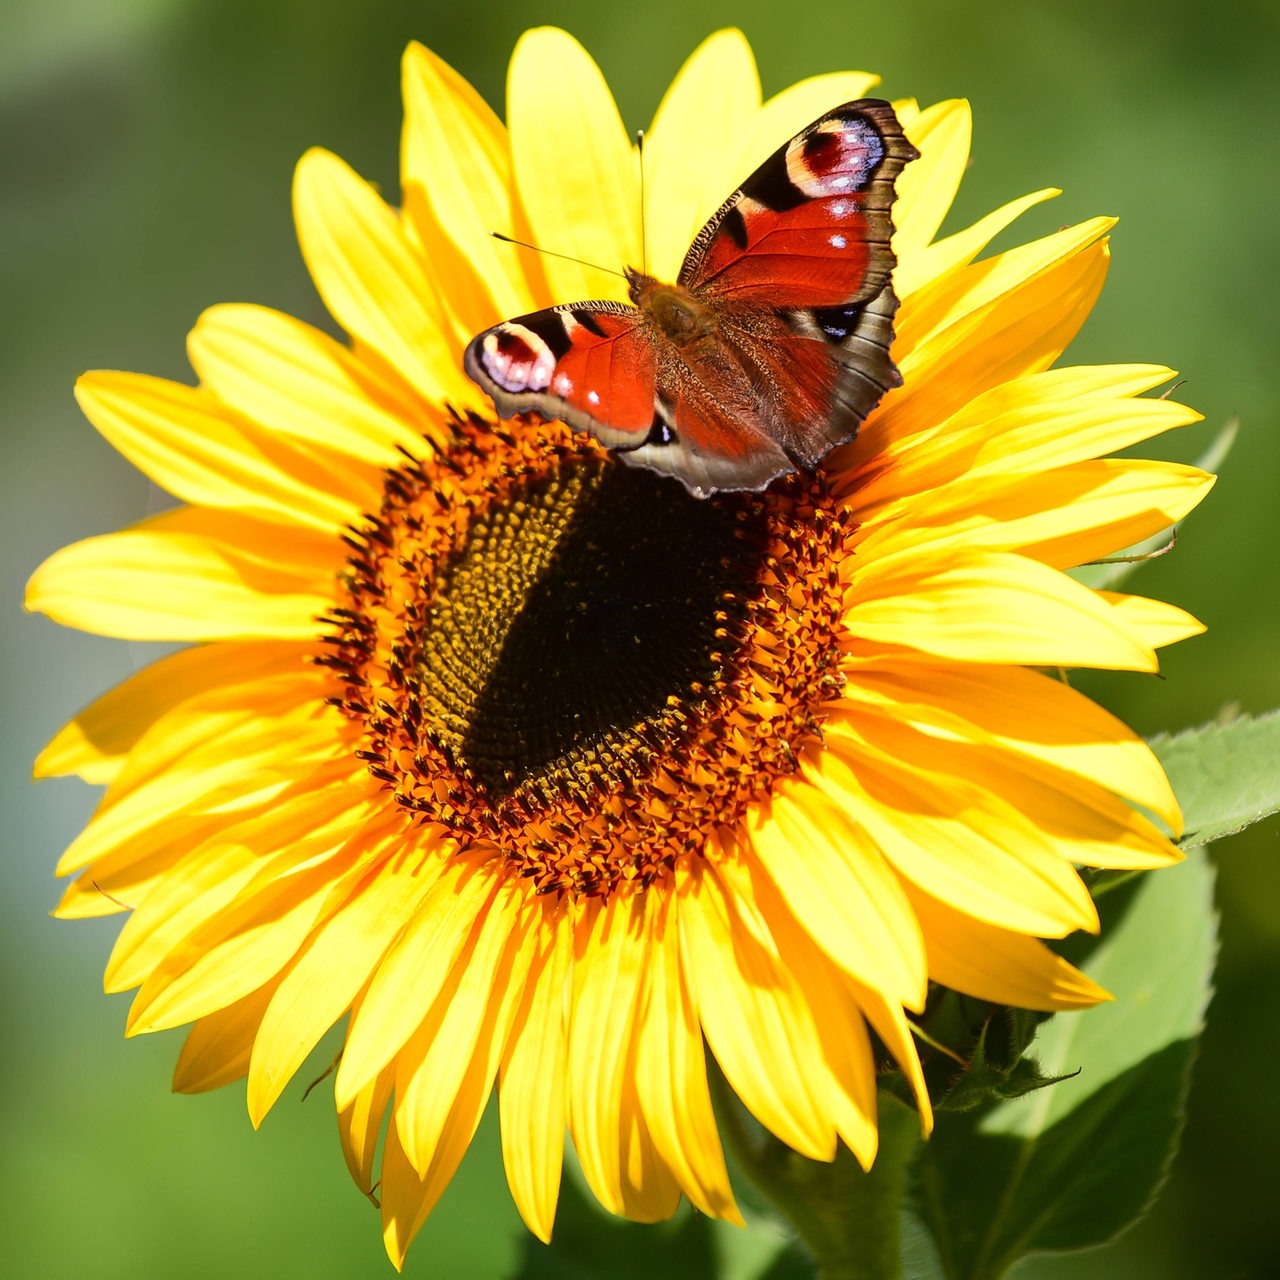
(188, 304), (438, 464)
(172, 974), (286, 1093)
(247, 827), (444, 1125)
(382, 893), (543, 1266)
(1097, 590), (1206, 649)
(508, 28), (638, 304)
(720, 856), (880, 1169)
(840, 699), (1181, 871)
(616, 1066), (684, 1225)
(380, 1059), (493, 1271)
(394, 879), (526, 1172)
(813, 728), (1099, 937)
(25, 513), (336, 642)
(847, 548), (1157, 671)
(892, 99), (971, 259)
(76, 372), (371, 529)
(632, 887), (740, 1223)
(845, 371), (1199, 521)
(902, 878), (1110, 1011)
(855, 237), (1110, 462)
(124, 801), (377, 1031)
(338, 1048), (394, 1196)
(643, 29), (761, 280)
(898, 217), (1114, 354)
(748, 782), (926, 1008)
(293, 147), (478, 408)
(861, 460), (1214, 570)
(895, 188), (1059, 300)
(335, 855), (499, 1107)
(56, 698), (341, 879)
(567, 891), (660, 1218)
(843, 657), (1182, 834)
(678, 853), (834, 1160)
(842, 969), (932, 1134)
(499, 900), (572, 1243)
(400, 41), (538, 320)
(35, 640), (308, 783)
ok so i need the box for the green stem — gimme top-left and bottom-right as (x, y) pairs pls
(712, 1072), (921, 1280)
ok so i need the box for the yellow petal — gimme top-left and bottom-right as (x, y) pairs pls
(394, 879), (525, 1172)
(892, 99), (971, 259)
(678, 854), (834, 1160)
(847, 378), (1200, 521)
(643, 29), (761, 279)
(188, 304), (437, 464)
(26, 509), (337, 642)
(901, 879), (1110, 1010)
(842, 969), (932, 1133)
(400, 41), (539, 320)
(499, 901), (572, 1243)
(856, 235), (1111, 462)
(172, 975), (285, 1092)
(839, 697), (1181, 871)
(335, 855), (498, 1107)
(844, 657), (1182, 834)
(382, 892), (542, 1266)
(814, 727), (1099, 937)
(75, 372), (370, 529)
(721, 855), (880, 1168)
(896, 188), (1059, 299)
(123, 799), (376, 1031)
(246, 826), (443, 1125)
(338, 1048), (395, 1195)
(35, 640), (308, 783)
(57, 694), (342, 878)
(567, 892), (662, 1218)
(749, 783), (926, 1008)
(293, 148), (478, 408)
(632, 888), (740, 1223)
(862, 460), (1214, 570)
(1097, 590), (1206, 649)
(847, 548), (1157, 671)
(508, 28), (638, 303)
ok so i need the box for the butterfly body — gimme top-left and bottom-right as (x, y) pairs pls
(464, 101), (918, 497)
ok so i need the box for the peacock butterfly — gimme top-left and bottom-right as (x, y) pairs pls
(463, 100), (918, 497)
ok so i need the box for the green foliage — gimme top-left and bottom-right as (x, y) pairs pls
(1150, 709), (1280, 849)
(914, 851), (1216, 1279)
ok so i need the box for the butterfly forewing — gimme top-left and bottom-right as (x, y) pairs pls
(463, 99), (918, 496)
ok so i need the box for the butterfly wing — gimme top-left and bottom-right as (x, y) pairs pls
(673, 100), (917, 468)
(463, 302), (663, 451)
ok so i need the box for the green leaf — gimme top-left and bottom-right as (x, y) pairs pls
(913, 849), (1217, 1279)
(1148, 709), (1280, 848)
(1071, 416), (1236, 591)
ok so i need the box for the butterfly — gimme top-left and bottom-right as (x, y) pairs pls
(463, 101), (918, 498)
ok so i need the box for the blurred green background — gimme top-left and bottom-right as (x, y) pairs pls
(4, 0), (1277, 1276)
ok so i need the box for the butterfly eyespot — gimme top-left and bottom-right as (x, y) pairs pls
(482, 324), (558, 393)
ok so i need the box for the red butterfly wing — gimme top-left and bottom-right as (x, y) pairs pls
(463, 303), (659, 450)
(673, 101), (918, 470)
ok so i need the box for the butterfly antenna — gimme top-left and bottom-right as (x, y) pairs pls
(636, 128), (648, 274)
(488, 231), (627, 282)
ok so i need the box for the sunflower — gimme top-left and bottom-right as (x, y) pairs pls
(28, 27), (1211, 1268)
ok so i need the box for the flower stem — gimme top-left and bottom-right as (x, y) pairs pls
(712, 1072), (921, 1280)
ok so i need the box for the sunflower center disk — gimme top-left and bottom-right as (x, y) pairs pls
(324, 418), (851, 897)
